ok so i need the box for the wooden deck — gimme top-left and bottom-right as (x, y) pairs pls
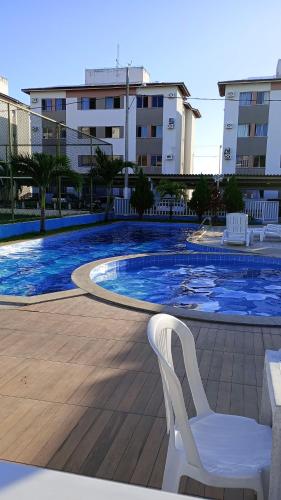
(0, 294), (279, 499)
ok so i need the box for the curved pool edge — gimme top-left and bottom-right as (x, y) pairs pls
(0, 288), (87, 306)
(71, 252), (281, 327)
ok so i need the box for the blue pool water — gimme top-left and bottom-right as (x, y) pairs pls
(0, 222), (195, 296)
(93, 254), (281, 317)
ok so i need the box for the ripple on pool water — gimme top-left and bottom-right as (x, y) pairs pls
(95, 258), (281, 317)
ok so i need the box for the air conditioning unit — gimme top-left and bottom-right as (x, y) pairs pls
(225, 122), (233, 129)
(32, 126), (39, 132)
(226, 91), (235, 99)
(168, 92), (176, 98)
(166, 154), (174, 160)
(31, 97), (38, 103)
(224, 147), (231, 160)
(167, 123), (175, 129)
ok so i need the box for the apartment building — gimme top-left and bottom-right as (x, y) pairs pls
(0, 76), (30, 161)
(218, 60), (281, 182)
(22, 67), (200, 175)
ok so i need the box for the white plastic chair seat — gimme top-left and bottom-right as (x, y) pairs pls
(175, 413), (272, 479)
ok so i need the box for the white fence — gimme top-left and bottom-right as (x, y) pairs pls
(114, 198), (279, 223)
(114, 198), (224, 218)
(0, 208), (87, 217)
(244, 200), (279, 223)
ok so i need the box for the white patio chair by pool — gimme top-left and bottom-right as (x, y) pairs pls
(147, 314), (272, 499)
(221, 212), (252, 246)
(262, 224), (281, 240)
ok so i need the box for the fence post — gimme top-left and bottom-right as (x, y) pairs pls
(7, 106), (15, 222)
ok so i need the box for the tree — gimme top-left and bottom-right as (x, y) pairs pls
(11, 153), (81, 233)
(130, 169), (154, 219)
(157, 180), (186, 221)
(223, 176), (244, 213)
(94, 148), (133, 221)
(189, 175), (211, 222)
(209, 183), (224, 223)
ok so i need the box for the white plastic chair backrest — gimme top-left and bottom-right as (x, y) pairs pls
(226, 212), (248, 235)
(147, 314), (211, 468)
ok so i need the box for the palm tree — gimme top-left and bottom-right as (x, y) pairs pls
(130, 168), (154, 219)
(94, 148), (133, 221)
(11, 152), (81, 233)
(157, 179), (186, 220)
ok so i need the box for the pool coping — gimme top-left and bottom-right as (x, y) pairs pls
(0, 288), (87, 306)
(71, 252), (281, 327)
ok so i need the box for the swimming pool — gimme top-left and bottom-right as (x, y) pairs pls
(0, 222), (195, 296)
(91, 253), (281, 317)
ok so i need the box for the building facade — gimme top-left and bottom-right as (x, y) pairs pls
(0, 76), (31, 161)
(218, 60), (281, 182)
(23, 67), (200, 175)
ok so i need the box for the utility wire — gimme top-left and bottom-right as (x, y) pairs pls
(1, 93), (277, 113)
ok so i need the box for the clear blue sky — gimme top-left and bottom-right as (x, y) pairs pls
(2, 0), (281, 173)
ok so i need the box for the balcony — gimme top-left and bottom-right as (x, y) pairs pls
(236, 159), (265, 175)
(236, 166), (265, 175)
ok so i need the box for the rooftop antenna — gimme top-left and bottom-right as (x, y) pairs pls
(116, 43), (120, 76)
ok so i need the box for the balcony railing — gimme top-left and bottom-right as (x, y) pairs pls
(235, 166), (265, 175)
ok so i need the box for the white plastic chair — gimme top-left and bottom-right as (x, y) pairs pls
(147, 314), (272, 499)
(262, 224), (281, 240)
(222, 212), (253, 246)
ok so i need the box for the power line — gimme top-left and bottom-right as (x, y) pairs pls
(1, 94), (279, 114)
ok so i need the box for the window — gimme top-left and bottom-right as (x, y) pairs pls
(151, 125), (163, 138)
(255, 123), (268, 136)
(256, 91), (270, 105)
(42, 127), (54, 139)
(239, 92), (252, 106)
(78, 155), (95, 167)
(137, 155), (148, 167)
(55, 98), (66, 111)
(105, 96), (121, 109)
(152, 95), (164, 108)
(136, 126), (148, 138)
(42, 98), (53, 111)
(60, 127), (66, 139)
(151, 155), (162, 167)
(237, 124), (250, 137)
(236, 155), (250, 168)
(105, 126), (121, 139)
(253, 155), (266, 168)
(137, 95), (148, 108)
(79, 97), (96, 110)
(78, 126), (96, 138)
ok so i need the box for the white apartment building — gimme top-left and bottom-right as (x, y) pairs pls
(0, 76), (30, 161)
(218, 60), (281, 183)
(22, 67), (200, 175)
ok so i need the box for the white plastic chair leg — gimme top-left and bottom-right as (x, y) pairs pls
(162, 443), (182, 493)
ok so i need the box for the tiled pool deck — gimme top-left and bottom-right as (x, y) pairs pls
(0, 293), (280, 499)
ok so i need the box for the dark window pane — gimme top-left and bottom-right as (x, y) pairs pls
(114, 97), (121, 108)
(89, 98), (96, 109)
(105, 127), (112, 138)
(137, 96), (142, 108)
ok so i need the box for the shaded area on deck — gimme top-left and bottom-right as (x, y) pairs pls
(0, 294), (279, 499)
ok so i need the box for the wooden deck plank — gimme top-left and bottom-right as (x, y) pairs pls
(0, 294), (279, 499)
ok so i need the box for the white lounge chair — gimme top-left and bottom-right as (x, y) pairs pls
(221, 212), (252, 246)
(262, 224), (281, 241)
(147, 314), (272, 499)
